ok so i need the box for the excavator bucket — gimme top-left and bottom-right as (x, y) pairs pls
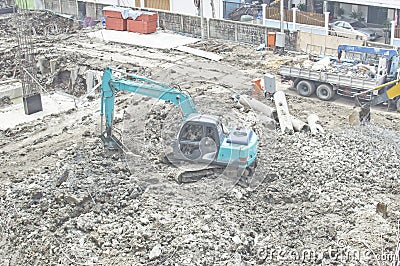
(349, 79), (400, 126)
(349, 98), (370, 126)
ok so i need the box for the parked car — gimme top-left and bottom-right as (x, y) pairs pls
(329, 20), (381, 41)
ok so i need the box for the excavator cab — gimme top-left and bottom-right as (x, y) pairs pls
(178, 114), (223, 162)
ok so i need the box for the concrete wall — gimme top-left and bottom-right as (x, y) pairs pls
(298, 31), (364, 54)
(33, 0), (295, 48)
(156, 10), (294, 47)
(34, 0), (222, 18)
(61, 0), (77, 15)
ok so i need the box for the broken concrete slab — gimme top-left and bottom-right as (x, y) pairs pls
(274, 91), (294, 134)
(0, 80), (22, 100)
(87, 30), (199, 49)
(175, 46), (223, 61)
(0, 92), (76, 130)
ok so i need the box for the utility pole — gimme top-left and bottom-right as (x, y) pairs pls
(200, 0), (204, 38)
(280, 0), (284, 32)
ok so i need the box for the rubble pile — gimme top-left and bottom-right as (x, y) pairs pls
(286, 55), (379, 80)
(0, 43), (19, 78)
(1, 111), (399, 264)
(0, 9), (399, 265)
(188, 40), (292, 74)
(0, 10), (81, 36)
(0, 95), (11, 106)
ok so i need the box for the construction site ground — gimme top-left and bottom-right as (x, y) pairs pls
(1, 12), (400, 265)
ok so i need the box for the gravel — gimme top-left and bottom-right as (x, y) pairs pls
(0, 10), (399, 266)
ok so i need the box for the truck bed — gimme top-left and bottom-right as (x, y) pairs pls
(279, 65), (377, 90)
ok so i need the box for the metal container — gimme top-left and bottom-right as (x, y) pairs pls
(23, 93), (42, 115)
(264, 73), (276, 95)
(275, 32), (285, 48)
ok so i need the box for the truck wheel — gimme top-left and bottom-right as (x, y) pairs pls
(296, 80), (316, 97)
(316, 84), (334, 101)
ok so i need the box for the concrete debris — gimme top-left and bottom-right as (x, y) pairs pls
(311, 56), (331, 71)
(307, 114), (324, 134)
(149, 244), (162, 260)
(291, 115), (309, 132)
(274, 91), (294, 134)
(1, 10), (400, 266)
(0, 10), (81, 36)
(37, 56), (50, 74)
(0, 95), (11, 107)
(175, 46), (223, 61)
(237, 94), (276, 119)
(349, 107), (362, 126)
(376, 202), (388, 218)
(286, 56), (378, 80)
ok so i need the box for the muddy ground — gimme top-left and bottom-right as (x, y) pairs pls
(0, 11), (400, 265)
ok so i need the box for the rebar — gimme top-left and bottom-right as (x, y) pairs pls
(14, 0), (39, 97)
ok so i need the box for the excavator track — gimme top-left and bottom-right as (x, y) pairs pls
(164, 152), (257, 186)
(176, 166), (225, 184)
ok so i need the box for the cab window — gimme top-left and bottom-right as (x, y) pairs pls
(180, 124), (202, 141)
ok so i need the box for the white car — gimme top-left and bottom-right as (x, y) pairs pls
(329, 20), (379, 41)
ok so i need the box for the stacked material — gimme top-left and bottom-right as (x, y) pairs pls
(127, 12), (158, 34)
(103, 6), (157, 34)
(103, 6), (130, 31)
(286, 55), (378, 80)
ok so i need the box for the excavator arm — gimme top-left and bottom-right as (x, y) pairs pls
(369, 79), (400, 106)
(100, 67), (198, 150)
(350, 79), (400, 125)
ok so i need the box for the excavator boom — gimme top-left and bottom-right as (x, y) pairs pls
(100, 67), (198, 149)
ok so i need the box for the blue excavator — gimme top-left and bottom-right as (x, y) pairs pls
(100, 67), (258, 181)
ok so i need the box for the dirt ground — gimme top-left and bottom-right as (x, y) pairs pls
(1, 11), (400, 265)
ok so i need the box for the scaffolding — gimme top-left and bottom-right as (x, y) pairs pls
(14, 0), (43, 114)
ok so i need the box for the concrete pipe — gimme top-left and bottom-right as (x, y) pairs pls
(238, 95), (277, 120)
(291, 115), (310, 132)
(307, 114), (325, 134)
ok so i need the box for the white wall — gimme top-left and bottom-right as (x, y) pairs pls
(171, 0), (222, 18)
(83, 0), (135, 5)
(76, 0), (222, 18)
(331, 0), (400, 9)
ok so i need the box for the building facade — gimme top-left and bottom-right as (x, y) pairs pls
(21, 0), (223, 19)
(326, 0), (400, 25)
